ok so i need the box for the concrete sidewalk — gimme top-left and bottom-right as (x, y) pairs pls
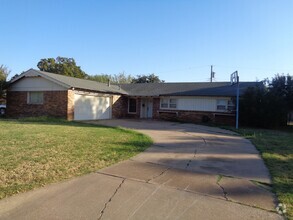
(0, 120), (282, 220)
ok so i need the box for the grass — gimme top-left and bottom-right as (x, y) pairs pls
(0, 117), (152, 199)
(233, 127), (293, 219)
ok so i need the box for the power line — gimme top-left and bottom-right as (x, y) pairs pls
(214, 64), (292, 73)
(155, 65), (210, 75)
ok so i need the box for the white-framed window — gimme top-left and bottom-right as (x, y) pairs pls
(169, 99), (177, 108)
(227, 100), (235, 111)
(160, 98), (177, 109)
(160, 98), (169, 108)
(216, 99), (227, 111)
(128, 98), (137, 113)
(27, 92), (44, 104)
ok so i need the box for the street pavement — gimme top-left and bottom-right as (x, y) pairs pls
(0, 120), (282, 220)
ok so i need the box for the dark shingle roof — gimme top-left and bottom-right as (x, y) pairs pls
(120, 82), (262, 97)
(11, 69), (261, 97)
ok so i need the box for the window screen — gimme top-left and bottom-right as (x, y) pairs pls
(160, 98), (169, 108)
(28, 92), (44, 104)
(216, 99), (227, 111)
(169, 99), (177, 108)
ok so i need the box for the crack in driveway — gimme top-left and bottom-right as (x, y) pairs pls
(97, 178), (125, 220)
(201, 137), (207, 145)
(146, 167), (170, 183)
(216, 175), (229, 201)
(185, 147), (198, 168)
(185, 136), (206, 169)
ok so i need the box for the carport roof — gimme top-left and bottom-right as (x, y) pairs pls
(120, 82), (262, 97)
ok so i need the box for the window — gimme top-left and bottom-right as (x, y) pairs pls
(160, 98), (169, 108)
(227, 100), (235, 111)
(169, 99), (177, 108)
(160, 98), (177, 109)
(27, 92), (44, 104)
(128, 98), (137, 113)
(216, 99), (227, 111)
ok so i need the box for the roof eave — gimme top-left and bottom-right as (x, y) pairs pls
(72, 87), (127, 95)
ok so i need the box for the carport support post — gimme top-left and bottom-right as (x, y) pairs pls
(236, 75), (239, 129)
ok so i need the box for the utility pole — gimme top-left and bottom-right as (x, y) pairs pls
(210, 65), (215, 82)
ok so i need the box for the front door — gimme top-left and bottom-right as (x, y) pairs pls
(140, 98), (153, 119)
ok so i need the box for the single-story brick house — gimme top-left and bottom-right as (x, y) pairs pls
(7, 69), (260, 125)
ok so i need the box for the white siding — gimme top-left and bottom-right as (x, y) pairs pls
(9, 77), (67, 91)
(74, 93), (111, 120)
(161, 96), (231, 112)
(177, 97), (216, 111)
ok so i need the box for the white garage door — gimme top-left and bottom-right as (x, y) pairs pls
(74, 94), (111, 120)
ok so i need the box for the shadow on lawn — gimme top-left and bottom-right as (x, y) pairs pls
(0, 117), (131, 132)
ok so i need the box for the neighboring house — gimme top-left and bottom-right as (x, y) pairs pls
(7, 69), (260, 125)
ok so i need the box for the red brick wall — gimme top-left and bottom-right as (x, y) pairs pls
(135, 98), (141, 118)
(155, 108), (235, 126)
(112, 95), (128, 118)
(214, 114), (235, 126)
(6, 91), (72, 119)
(152, 98), (160, 118)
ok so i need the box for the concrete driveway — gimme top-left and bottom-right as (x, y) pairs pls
(0, 120), (281, 220)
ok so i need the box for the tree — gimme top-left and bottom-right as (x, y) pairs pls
(286, 75), (293, 113)
(240, 74), (293, 128)
(270, 74), (293, 111)
(37, 57), (87, 79)
(269, 74), (293, 126)
(131, 73), (164, 83)
(0, 65), (10, 100)
(87, 74), (111, 83)
(87, 72), (133, 84)
(239, 83), (267, 127)
(111, 72), (133, 84)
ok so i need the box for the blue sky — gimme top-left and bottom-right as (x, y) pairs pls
(1, 0), (292, 82)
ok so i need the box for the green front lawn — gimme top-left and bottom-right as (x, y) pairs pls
(236, 128), (292, 219)
(0, 118), (152, 199)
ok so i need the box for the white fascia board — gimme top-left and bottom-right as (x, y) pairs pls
(74, 90), (112, 97)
